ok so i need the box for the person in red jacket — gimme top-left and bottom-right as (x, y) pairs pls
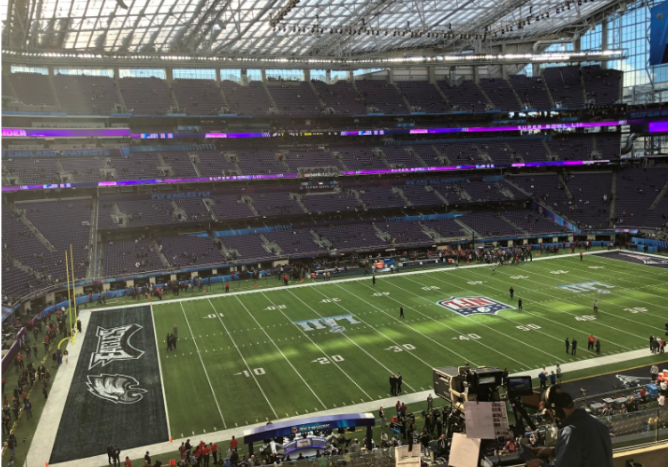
(230, 435), (238, 450)
(588, 334), (595, 351)
(211, 442), (218, 464)
(124, 456), (132, 467)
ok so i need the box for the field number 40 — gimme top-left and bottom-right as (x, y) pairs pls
(516, 324), (541, 331)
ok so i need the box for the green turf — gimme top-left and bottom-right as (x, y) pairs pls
(148, 252), (668, 438)
(2, 322), (70, 467)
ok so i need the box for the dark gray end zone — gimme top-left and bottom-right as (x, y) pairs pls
(593, 251), (668, 269)
(50, 305), (168, 464)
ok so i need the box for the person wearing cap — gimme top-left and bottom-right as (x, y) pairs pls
(525, 385), (612, 467)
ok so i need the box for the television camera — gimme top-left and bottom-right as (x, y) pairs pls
(432, 366), (537, 465)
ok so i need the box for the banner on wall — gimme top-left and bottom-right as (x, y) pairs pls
(532, 201), (581, 233)
(650, 1), (668, 65)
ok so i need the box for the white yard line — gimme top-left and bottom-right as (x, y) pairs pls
(462, 267), (639, 349)
(207, 298), (278, 420)
(334, 283), (482, 367)
(286, 288), (418, 392)
(362, 280), (533, 368)
(151, 303), (173, 440)
(399, 275), (567, 364)
(51, 347), (664, 467)
(528, 258), (668, 317)
(91, 251), (617, 314)
(231, 295), (328, 410)
(308, 286), (438, 371)
(487, 264), (664, 337)
(181, 301), (228, 427)
(260, 292), (374, 401)
(421, 269), (633, 352)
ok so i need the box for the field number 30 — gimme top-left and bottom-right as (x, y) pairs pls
(516, 324), (541, 331)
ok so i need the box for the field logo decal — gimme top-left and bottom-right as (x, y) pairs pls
(86, 374), (147, 404)
(295, 314), (361, 333)
(89, 324), (145, 369)
(437, 297), (513, 316)
(556, 281), (614, 294)
(620, 253), (668, 265)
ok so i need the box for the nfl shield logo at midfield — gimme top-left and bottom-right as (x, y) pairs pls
(437, 297), (513, 316)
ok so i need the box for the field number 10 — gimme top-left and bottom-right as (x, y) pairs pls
(239, 368), (266, 377)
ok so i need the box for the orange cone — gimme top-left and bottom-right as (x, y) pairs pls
(170, 437), (173, 442)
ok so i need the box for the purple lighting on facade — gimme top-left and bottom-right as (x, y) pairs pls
(649, 121), (668, 132)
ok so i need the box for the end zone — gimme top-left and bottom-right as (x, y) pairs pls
(49, 305), (168, 464)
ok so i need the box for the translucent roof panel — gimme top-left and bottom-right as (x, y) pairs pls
(1, 0), (621, 57)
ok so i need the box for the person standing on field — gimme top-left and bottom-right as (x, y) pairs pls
(571, 338), (578, 356)
(509, 287), (514, 298)
(373, 275), (376, 286)
(399, 306), (404, 318)
(593, 300), (598, 313)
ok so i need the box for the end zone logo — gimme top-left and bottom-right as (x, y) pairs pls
(437, 297), (513, 316)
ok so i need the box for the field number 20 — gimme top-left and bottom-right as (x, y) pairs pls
(314, 355), (345, 364)
(516, 324), (541, 331)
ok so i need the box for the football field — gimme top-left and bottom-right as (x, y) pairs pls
(150, 250), (668, 438)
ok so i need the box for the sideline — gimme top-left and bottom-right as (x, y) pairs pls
(48, 347), (660, 467)
(34, 249), (638, 466)
(26, 307), (92, 467)
(99, 249), (614, 314)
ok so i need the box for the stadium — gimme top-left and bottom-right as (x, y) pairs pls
(2, 0), (668, 465)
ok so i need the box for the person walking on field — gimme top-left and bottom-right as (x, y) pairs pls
(587, 334), (595, 351)
(373, 275), (376, 286)
(571, 338), (578, 356)
(400, 306), (404, 318)
(593, 300), (598, 313)
(518, 298), (523, 310)
(509, 287), (514, 298)
(565, 338), (570, 354)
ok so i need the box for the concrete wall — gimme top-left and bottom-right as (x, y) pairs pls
(613, 442), (668, 467)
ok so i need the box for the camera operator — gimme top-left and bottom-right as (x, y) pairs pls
(525, 385), (612, 467)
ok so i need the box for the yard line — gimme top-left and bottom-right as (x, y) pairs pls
(150, 304), (172, 440)
(483, 266), (662, 337)
(463, 266), (647, 343)
(397, 276), (564, 363)
(589, 253), (668, 277)
(261, 292), (373, 401)
(529, 259), (668, 317)
(207, 299), (279, 419)
(334, 284), (481, 367)
(232, 295), (327, 410)
(180, 302), (227, 428)
(414, 272), (632, 352)
(359, 282), (531, 367)
(287, 289), (419, 392)
(308, 287), (438, 371)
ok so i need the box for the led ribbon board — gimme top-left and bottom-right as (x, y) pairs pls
(1, 159), (611, 192)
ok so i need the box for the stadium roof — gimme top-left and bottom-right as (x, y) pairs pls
(2, 0), (630, 60)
